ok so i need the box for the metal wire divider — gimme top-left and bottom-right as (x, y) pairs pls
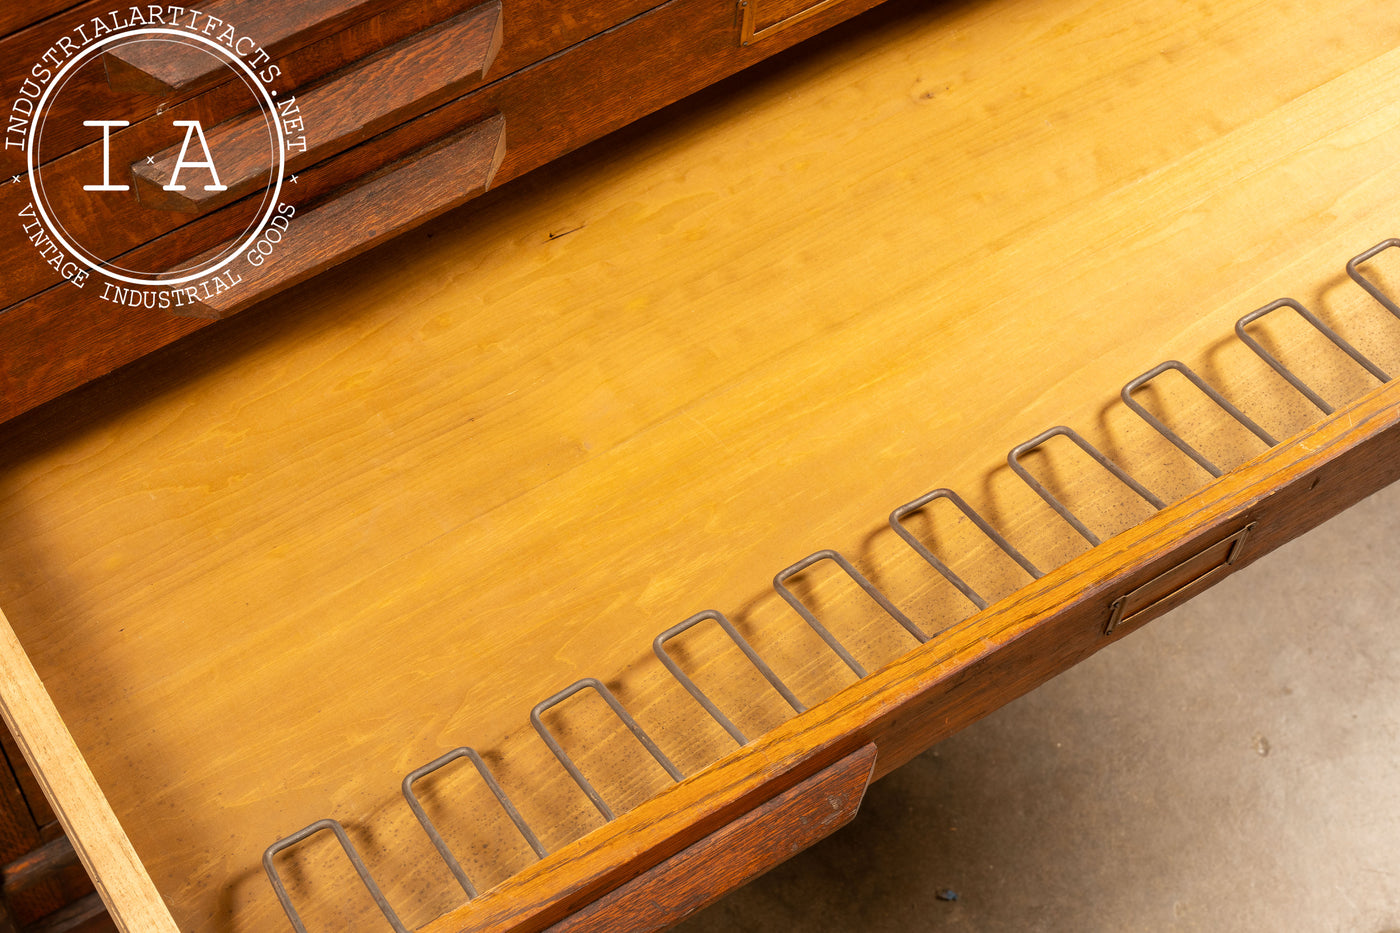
(263, 238), (1398, 929)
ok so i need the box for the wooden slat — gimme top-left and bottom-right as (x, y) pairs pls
(102, 0), (438, 95)
(544, 744), (877, 932)
(131, 4), (504, 213)
(0, 609), (177, 933)
(3, 837), (79, 898)
(0, 1), (80, 39)
(16, 893), (110, 933)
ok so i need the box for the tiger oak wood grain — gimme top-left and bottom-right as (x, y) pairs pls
(130, 4), (504, 213)
(542, 744), (877, 933)
(0, 0), (495, 306)
(0, 0), (656, 172)
(0, 2), (74, 40)
(101, 0), (442, 95)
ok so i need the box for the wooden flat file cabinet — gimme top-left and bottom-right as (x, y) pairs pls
(2, 0), (1400, 930)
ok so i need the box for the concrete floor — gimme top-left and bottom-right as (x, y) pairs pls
(677, 481), (1400, 933)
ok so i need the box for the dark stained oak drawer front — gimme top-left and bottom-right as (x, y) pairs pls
(0, 0), (886, 427)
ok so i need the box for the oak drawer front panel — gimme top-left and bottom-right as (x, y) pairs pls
(0, 0), (890, 426)
(2, 0), (1400, 931)
(543, 744), (877, 933)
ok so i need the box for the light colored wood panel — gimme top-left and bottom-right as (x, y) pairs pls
(0, 608), (178, 933)
(0, 0), (1399, 928)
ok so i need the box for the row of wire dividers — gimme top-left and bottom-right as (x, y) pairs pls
(1235, 298), (1391, 415)
(1008, 426), (1166, 547)
(1345, 238), (1400, 320)
(889, 487), (1044, 613)
(1121, 360), (1279, 477)
(263, 237), (1400, 930)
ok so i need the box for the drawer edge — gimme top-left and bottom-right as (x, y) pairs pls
(0, 609), (177, 933)
(419, 376), (1400, 933)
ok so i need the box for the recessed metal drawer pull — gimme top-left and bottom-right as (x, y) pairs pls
(1121, 360), (1278, 478)
(1235, 297), (1391, 414)
(402, 747), (547, 898)
(263, 819), (409, 933)
(1008, 426), (1166, 547)
(654, 610), (806, 746)
(531, 678), (683, 822)
(1104, 522), (1257, 635)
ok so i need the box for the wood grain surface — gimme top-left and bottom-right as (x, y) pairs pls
(0, 2), (75, 41)
(101, 0), (436, 95)
(0, 0), (883, 425)
(0, 0), (496, 308)
(542, 744), (877, 933)
(0, 0), (647, 169)
(130, 4), (503, 213)
(1, 0), (1400, 930)
(0, 608), (177, 933)
(188, 113), (508, 320)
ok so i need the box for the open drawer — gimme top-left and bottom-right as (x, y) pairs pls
(3, 0), (1400, 930)
(0, 0), (891, 425)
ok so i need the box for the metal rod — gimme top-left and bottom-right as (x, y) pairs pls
(1008, 426), (1165, 547)
(653, 610), (806, 745)
(774, 549), (929, 680)
(1121, 360), (1278, 478)
(530, 678), (683, 822)
(263, 819), (408, 933)
(1235, 298), (1390, 415)
(402, 747), (547, 898)
(1345, 238), (1400, 320)
(889, 488), (1043, 609)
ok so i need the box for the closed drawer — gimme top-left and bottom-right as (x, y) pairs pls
(0, 0), (885, 426)
(2, 1), (1400, 932)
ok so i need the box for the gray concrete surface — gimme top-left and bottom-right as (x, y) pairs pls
(677, 481), (1400, 933)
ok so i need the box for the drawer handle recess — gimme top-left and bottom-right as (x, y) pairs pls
(102, 0), (458, 96)
(1105, 522), (1257, 635)
(174, 111), (506, 321)
(130, 2), (503, 214)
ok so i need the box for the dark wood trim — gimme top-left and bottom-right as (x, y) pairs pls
(544, 744), (877, 933)
(3, 838), (79, 899)
(0, 0), (890, 427)
(16, 893), (107, 933)
(102, 0), (437, 96)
